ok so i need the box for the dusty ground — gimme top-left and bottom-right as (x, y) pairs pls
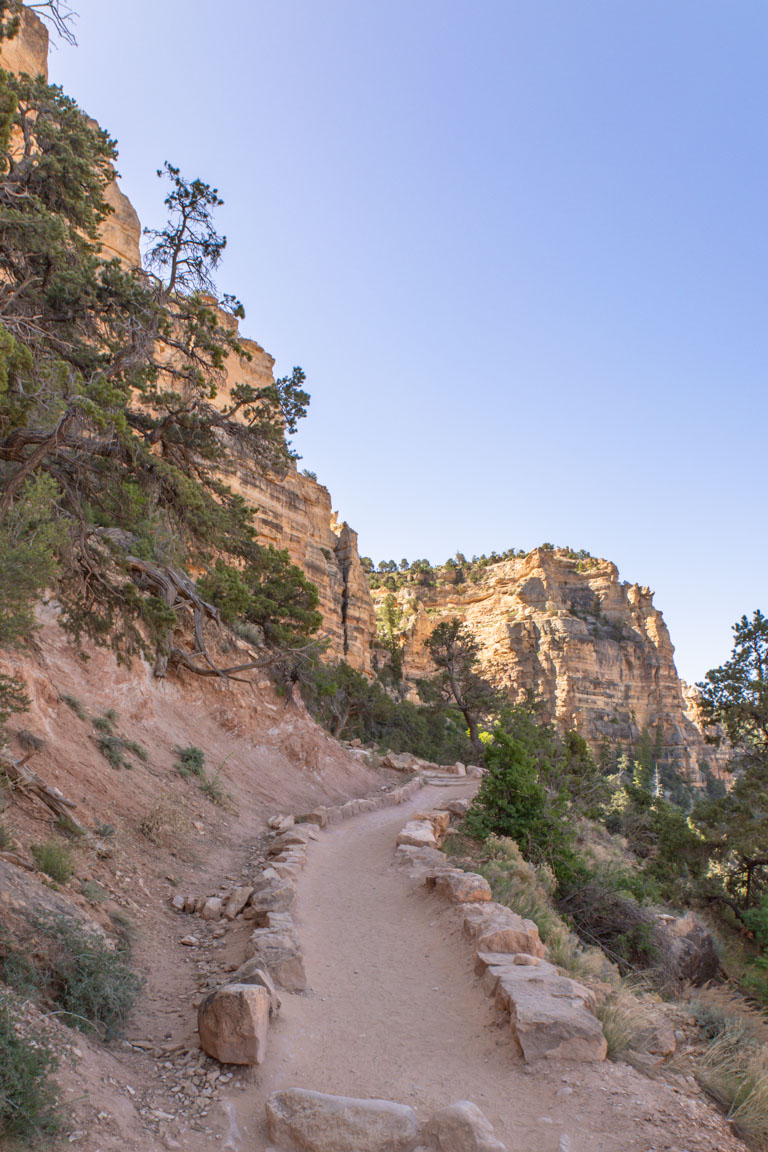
(4, 779), (754, 1152)
(0, 626), (752, 1152)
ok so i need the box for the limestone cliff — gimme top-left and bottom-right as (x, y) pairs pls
(2, 10), (725, 768)
(0, 10), (141, 268)
(374, 549), (727, 781)
(211, 330), (375, 670)
(0, 9), (374, 670)
(0, 5), (47, 77)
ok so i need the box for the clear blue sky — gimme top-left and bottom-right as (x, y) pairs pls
(49, 0), (766, 685)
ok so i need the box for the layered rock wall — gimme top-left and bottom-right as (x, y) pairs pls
(0, 6), (48, 77)
(377, 549), (727, 780)
(4, 8), (724, 762)
(0, 8), (374, 670)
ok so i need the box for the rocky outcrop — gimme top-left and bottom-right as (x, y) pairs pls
(0, 6), (48, 77)
(0, 11), (141, 268)
(100, 179), (142, 266)
(4, 10), (730, 756)
(2, 10), (376, 669)
(213, 344), (375, 670)
(379, 549), (728, 781)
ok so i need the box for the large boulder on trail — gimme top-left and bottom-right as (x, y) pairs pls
(197, 983), (269, 1065)
(423, 1100), (507, 1152)
(265, 1088), (420, 1152)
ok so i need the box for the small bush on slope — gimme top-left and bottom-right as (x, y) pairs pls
(30, 840), (73, 885)
(174, 745), (206, 778)
(0, 993), (59, 1144)
(38, 917), (143, 1041)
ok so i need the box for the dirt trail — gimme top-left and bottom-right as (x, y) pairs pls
(233, 781), (743, 1152)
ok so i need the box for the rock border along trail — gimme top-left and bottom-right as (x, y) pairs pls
(237, 778), (746, 1152)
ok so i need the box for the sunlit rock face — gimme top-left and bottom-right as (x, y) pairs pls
(0, 7), (48, 79)
(3, 10), (725, 765)
(373, 548), (728, 782)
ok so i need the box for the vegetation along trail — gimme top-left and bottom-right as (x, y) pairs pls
(239, 782), (745, 1152)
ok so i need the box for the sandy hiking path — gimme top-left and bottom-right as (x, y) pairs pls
(229, 781), (744, 1152)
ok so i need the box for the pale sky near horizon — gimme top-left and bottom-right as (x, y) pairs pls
(47, 0), (767, 686)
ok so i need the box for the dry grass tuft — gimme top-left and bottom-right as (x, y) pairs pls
(697, 1025), (768, 1148)
(595, 981), (660, 1059)
(138, 792), (187, 845)
(691, 984), (768, 1046)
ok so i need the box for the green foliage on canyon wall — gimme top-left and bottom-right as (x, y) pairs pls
(0, 55), (319, 735)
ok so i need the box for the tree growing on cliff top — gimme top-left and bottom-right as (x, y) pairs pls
(423, 617), (497, 758)
(1, 1), (76, 44)
(0, 67), (314, 676)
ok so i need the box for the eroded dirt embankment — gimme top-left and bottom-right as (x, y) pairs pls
(0, 625), (750, 1152)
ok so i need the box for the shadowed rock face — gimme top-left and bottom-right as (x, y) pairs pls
(374, 548), (730, 782)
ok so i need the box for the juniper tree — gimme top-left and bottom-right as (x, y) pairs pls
(0, 66), (317, 679)
(693, 611), (768, 911)
(424, 617), (497, 758)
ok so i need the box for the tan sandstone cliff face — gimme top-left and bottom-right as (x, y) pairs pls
(4, 10), (723, 764)
(375, 549), (727, 781)
(211, 329), (375, 670)
(1, 10), (374, 670)
(0, 9), (141, 267)
(0, 6), (48, 77)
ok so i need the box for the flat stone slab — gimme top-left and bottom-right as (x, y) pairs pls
(269, 827), (312, 854)
(461, 902), (546, 957)
(430, 869), (492, 903)
(245, 926), (306, 992)
(475, 952), (606, 1063)
(247, 879), (295, 920)
(227, 959), (281, 1016)
(396, 821), (438, 849)
(222, 885), (253, 920)
(266, 1088), (420, 1152)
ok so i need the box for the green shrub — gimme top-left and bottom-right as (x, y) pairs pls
(299, 658), (473, 764)
(61, 695), (87, 721)
(174, 745), (206, 779)
(198, 770), (227, 806)
(123, 739), (148, 763)
(464, 729), (584, 886)
(80, 880), (108, 904)
(461, 835), (596, 977)
(690, 986), (768, 1045)
(97, 734), (126, 769)
(0, 994), (59, 1143)
(92, 713), (116, 735)
(0, 927), (42, 997)
(0, 820), (10, 851)
(30, 840), (73, 884)
(593, 980), (660, 1059)
(96, 725), (147, 770)
(40, 917), (143, 1041)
